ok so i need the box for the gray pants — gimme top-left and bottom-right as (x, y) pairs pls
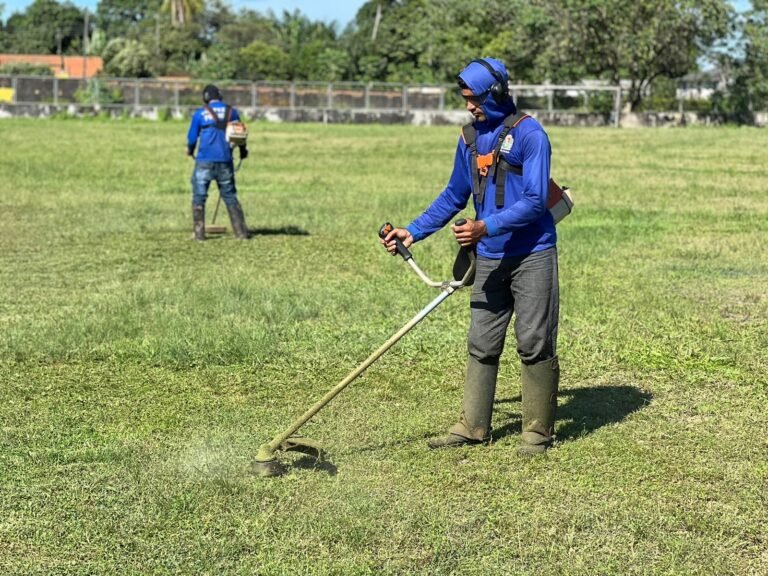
(468, 248), (559, 365)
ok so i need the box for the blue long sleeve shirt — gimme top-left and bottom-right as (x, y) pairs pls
(186, 100), (241, 162)
(406, 60), (556, 259)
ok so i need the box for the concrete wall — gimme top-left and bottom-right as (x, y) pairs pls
(0, 103), (765, 127)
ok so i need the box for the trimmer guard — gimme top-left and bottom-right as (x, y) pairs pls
(280, 436), (324, 459)
(453, 245), (476, 286)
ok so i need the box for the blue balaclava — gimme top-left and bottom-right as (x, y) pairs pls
(457, 58), (516, 126)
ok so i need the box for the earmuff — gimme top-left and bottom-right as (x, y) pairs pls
(202, 84), (222, 103)
(470, 59), (510, 103)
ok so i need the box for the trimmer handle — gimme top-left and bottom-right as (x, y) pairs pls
(379, 222), (413, 261)
(455, 218), (467, 226)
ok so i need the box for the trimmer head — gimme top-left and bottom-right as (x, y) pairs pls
(251, 457), (286, 478)
(251, 437), (325, 479)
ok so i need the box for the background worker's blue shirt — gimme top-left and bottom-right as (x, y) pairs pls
(186, 100), (241, 162)
(406, 59), (556, 259)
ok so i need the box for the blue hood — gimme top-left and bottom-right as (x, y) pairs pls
(458, 58), (516, 127)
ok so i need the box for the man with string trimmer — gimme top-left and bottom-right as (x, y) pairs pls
(383, 58), (566, 456)
(186, 84), (250, 241)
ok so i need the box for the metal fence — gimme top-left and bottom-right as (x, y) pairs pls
(0, 75), (623, 123)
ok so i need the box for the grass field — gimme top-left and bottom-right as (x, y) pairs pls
(0, 118), (766, 575)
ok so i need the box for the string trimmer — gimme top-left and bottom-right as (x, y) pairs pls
(252, 220), (475, 478)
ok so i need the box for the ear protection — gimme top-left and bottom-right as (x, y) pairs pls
(470, 59), (510, 103)
(202, 84), (222, 103)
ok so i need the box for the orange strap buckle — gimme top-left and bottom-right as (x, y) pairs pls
(476, 153), (494, 177)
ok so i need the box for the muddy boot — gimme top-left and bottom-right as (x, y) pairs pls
(518, 356), (559, 456)
(428, 356), (498, 449)
(226, 201), (249, 239)
(192, 204), (205, 242)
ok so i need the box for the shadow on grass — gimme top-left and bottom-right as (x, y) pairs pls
(289, 454), (338, 476)
(493, 385), (652, 442)
(329, 386), (651, 458)
(163, 226), (310, 238)
(281, 443), (338, 476)
(247, 226), (310, 237)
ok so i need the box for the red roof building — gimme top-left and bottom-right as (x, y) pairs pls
(0, 54), (103, 78)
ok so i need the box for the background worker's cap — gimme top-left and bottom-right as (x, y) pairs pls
(202, 84), (222, 103)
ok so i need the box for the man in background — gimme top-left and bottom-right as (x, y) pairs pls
(186, 84), (249, 241)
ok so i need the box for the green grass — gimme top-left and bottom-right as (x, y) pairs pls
(0, 118), (766, 575)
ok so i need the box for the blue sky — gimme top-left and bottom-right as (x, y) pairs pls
(1, 0), (367, 25)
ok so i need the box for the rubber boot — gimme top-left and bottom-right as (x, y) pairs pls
(518, 356), (559, 456)
(192, 204), (205, 242)
(427, 356), (498, 449)
(226, 201), (249, 239)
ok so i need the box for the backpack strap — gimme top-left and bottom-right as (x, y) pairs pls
(497, 158), (523, 176)
(492, 112), (530, 207)
(461, 123), (485, 203)
(203, 103), (228, 130)
(465, 111), (531, 208)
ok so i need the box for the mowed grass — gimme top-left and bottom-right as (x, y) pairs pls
(0, 117), (766, 575)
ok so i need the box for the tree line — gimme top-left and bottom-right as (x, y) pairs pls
(0, 0), (766, 119)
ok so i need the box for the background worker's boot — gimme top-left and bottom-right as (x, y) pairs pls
(428, 356), (498, 449)
(226, 201), (249, 239)
(518, 356), (559, 456)
(192, 204), (205, 242)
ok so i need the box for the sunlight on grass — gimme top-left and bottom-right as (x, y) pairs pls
(0, 119), (766, 574)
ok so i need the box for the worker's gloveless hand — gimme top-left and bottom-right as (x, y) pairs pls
(381, 227), (414, 255)
(452, 218), (487, 247)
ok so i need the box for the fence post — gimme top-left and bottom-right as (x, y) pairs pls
(327, 83), (333, 109)
(548, 86), (553, 114)
(402, 85), (407, 113)
(251, 82), (257, 109)
(11, 76), (17, 103)
(134, 79), (140, 110)
(439, 86), (445, 111)
(290, 83), (296, 109)
(174, 81), (179, 114)
(53, 77), (58, 106)
(614, 86), (622, 128)
(365, 82), (371, 110)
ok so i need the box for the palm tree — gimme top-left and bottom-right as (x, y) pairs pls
(161, 0), (204, 27)
(272, 10), (337, 65)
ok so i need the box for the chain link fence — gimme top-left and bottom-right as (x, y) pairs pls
(0, 75), (623, 123)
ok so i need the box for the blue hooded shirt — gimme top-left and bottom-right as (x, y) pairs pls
(406, 58), (556, 259)
(186, 99), (241, 163)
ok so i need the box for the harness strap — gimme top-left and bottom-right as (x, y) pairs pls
(497, 158), (523, 176)
(464, 112), (531, 208)
(492, 112), (529, 207)
(203, 104), (230, 130)
(461, 124), (484, 203)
